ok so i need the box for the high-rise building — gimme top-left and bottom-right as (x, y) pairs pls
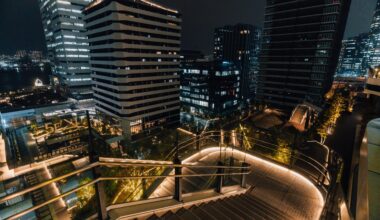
(181, 60), (240, 117)
(365, 67), (380, 97)
(368, 0), (380, 69)
(180, 50), (204, 63)
(15, 50), (27, 59)
(336, 33), (370, 77)
(29, 51), (44, 62)
(257, 0), (351, 110)
(84, 0), (181, 137)
(214, 24), (261, 103)
(39, 0), (93, 101)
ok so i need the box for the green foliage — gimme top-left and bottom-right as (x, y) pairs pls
(100, 166), (164, 205)
(316, 92), (347, 143)
(72, 177), (97, 220)
(30, 122), (38, 134)
(76, 177), (95, 208)
(272, 145), (292, 165)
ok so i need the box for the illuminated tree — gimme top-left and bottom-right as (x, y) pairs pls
(317, 92), (347, 144)
(76, 177), (95, 208)
(273, 136), (292, 165)
(317, 122), (329, 144)
(30, 122), (38, 135)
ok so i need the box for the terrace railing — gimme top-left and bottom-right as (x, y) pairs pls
(0, 129), (350, 219)
(0, 157), (250, 220)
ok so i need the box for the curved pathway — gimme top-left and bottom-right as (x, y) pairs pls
(152, 147), (325, 220)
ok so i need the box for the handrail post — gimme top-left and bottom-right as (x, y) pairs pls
(240, 162), (249, 188)
(173, 157), (182, 202)
(94, 168), (108, 220)
(216, 161), (224, 193)
(173, 133), (182, 202)
(220, 129), (224, 147)
(86, 111), (107, 220)
(196, 130), (200, 151)
(240, 131), (244, 150)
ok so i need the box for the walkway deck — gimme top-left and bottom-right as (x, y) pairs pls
(152, 147), (325, 220)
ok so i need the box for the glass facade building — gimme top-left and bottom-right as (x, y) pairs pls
(39, 0), (93, 100)
(368, 0), (380, 69)
(336, 33), (370, 77)
(214, 24), (261, 103)
(181, 60), (240, 117)
(257, 0), (351, 110)
(84, 0), (181, 137)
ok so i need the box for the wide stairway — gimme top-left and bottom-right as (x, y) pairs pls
(147, 188), (294, 220)
(109, 147), (325, 220)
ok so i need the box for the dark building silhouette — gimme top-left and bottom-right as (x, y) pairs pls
(214, 24), (261, 103)
(257, 0), (351, 110)
(180, 50), (205, 63)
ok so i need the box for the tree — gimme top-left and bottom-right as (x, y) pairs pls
(317, 122), (329, 144)
(76, 177), (95, 208)
(316, 92), (347, 144)
(274, 135), (293, 165)
(30, 121), (38, 134)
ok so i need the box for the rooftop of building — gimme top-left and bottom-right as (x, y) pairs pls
(85, 0), (178, 14)
(0, 87), (68, 113)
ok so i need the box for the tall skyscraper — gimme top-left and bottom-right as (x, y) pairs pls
(39, 0), (93, 101)
(368, 0), (380, 69)
(84, 0), (181, 138)
(214, 24), (261, 103)
(336, 33), (370, 77)
(257, 0), (351, 110)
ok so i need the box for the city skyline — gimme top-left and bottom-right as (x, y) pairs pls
(0, 0), (378, 55)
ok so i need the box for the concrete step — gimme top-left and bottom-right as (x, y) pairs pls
(176, 207), (201, 220)
(160, 211), (179, 220)
(197, 202), (230, 220)
(243, 194), (291, 220)
(218, 196), (254, 219)
(208, 199), (243, 219)
(188, 205), (217, 220)
(236, 194), (277, 220)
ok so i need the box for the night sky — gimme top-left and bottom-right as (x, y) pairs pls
(0, 0), (377, 55)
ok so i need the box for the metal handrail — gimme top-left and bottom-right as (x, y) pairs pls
(3, 129), (343, 219)
(0, 161), (249, 204)
(169, 130), (330, 173)
(6, 166), (250, 220)
(207, 130), (330, 172)
(166, 131), (332, 186)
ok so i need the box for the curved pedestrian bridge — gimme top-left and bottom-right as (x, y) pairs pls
(108, 147), (325, 220)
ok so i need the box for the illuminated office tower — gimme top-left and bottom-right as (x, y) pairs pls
(257, 0), (351, 110)
(214, 24), (261, 103)
(39, 0), (93, 101)
(84, 0), (181, 137)
(336, 33), (370, 77)
(180, 60), (240, 117)
(368, 0), (380, 68)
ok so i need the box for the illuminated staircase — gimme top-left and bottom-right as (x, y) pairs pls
(145, 188), (294, 220)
